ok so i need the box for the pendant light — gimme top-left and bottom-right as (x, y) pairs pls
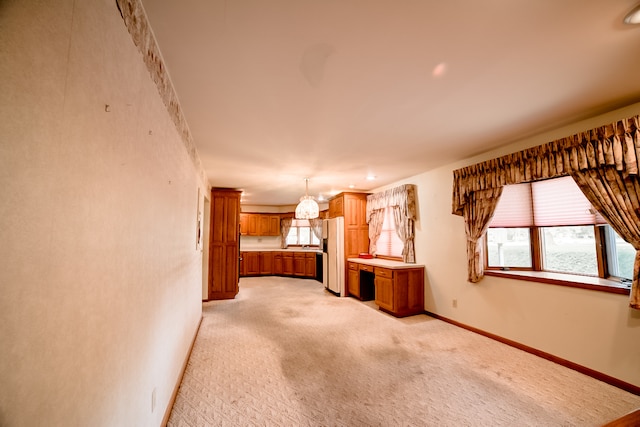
(624, 3), (640, 24)
(295, 178), (319, 219)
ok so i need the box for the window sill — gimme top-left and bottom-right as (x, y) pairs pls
(484, 270), (631, 295)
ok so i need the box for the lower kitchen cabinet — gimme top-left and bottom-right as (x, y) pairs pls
(282, 253), (294, 275)
(304, 253), (316, 277)
(273, 252), (283, 275)
(239, 250), (318, 279)
(259, 252), (273, 275)
(294, 253), (306, 276)
(374, 266), (424, 317)
(243, 252), (260, 276)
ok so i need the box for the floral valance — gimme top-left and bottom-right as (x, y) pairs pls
(452, 116), (640, 216)
(366, 184), (417, 222)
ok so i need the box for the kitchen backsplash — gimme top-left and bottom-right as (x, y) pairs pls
(240, 235), (281, 250)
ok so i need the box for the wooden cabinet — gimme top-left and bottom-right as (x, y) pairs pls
(243, 251), (260, 276)
(259, 252), (273, 275)
(240, 213), (280, 236)
(208, 188), (241, 300)
(238, 250), (317, 278)
(239, 252), (246, 277)
(304, 252), (316, 277)
(328, 192), (370, 288)
(328, 195), (344, 218)
(273, 252), (283, 275)
(282, 252), (294, 275)
(348, 262), (360, 297)
(259, 215), (280, 236)
(293, 253), (306, 276)
(239, 213), (258, 236)
(374, 266), (424, 317)
(347, 262), (375, 300)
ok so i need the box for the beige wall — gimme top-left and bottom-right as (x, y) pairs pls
(376, 102), (640, 388)
(0, 1), (205, 425)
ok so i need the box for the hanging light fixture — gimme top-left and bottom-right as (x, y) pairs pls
(624, 3), (640, 24)
(295, 178), (319, 219)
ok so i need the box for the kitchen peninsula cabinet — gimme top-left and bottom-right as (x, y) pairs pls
(348, 258), (424, 317)
(208, 188), (241, 300)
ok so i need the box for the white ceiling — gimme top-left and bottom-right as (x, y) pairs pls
(140, 0), (640, 206)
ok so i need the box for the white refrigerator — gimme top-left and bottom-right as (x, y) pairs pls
(322, 217), (345, 296)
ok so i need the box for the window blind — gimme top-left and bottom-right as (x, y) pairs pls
(376, 207), (404, 257)
(489, 176), (606, 227)
(489, 183), (533, 227)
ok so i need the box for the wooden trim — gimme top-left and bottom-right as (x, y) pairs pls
(424, 311), (640, 396)
(162, 316), (203, 426)
(602, 408), (640, 426)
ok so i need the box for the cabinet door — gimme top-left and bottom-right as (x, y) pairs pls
(348, 263), (360, 297)
(239, 214), (249, 235)
(245, 252), (260, 275)
(268, 215), (281, 236)
(282, 254), (294, 275)
(247, 214), (259, 236)
(209, 189), (241, 300)
(329, 195), (344, 218)
(259, 252), (273, 275)
(374, 268), (394, 312)
(258, 215), (270, 236)
(273, 252), (283, 275)
(294, 253), (306, 276)
(304, 253), (316, 277)
(239, 252), (246, 277)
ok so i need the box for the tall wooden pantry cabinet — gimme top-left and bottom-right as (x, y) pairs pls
(208, 188), (241, 300)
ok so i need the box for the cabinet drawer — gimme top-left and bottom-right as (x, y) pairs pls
(348, 262), (359, 271)
(374, 267), (393, 278)
(360, 264), (374, 273)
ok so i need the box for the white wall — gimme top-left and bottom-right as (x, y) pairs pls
(0, 1), (205, 425)
(377, 102), (640, 388)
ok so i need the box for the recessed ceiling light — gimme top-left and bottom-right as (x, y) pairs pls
(624, 4), (640, 24)
(349, 184), (355, 189)
(366, 175), (377, 181)
(432, 62), (447, 77)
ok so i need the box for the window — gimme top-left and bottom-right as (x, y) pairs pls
(486, 176), (633, 284)
(375, 207), (404, 258)
(286, 219), (320, 247)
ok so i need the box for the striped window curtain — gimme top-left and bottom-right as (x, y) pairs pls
(451, 115), (640, 309)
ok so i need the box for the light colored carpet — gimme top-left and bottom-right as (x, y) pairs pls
(168, 276), (640, 426)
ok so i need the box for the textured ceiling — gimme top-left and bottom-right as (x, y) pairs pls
(141, 0), (640, 205)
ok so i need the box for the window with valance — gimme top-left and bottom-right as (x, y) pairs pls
(366, 184), (417, 263)
(451, 115), (640, 310)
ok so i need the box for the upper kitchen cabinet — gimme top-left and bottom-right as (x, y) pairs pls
(328, 192), (370, 259)
(239, 213), (280, 236)
(209, 188), (241, 300)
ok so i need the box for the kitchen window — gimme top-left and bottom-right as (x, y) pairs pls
(375, 207), (404, 259)
(286, 219), (320, 247)
(486, 176), (634, 289)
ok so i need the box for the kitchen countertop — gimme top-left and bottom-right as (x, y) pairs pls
(240, 248), (322, 253)
(347, 258), (424, 269)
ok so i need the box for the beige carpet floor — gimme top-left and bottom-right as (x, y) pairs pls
(167, 276), (640, 426)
